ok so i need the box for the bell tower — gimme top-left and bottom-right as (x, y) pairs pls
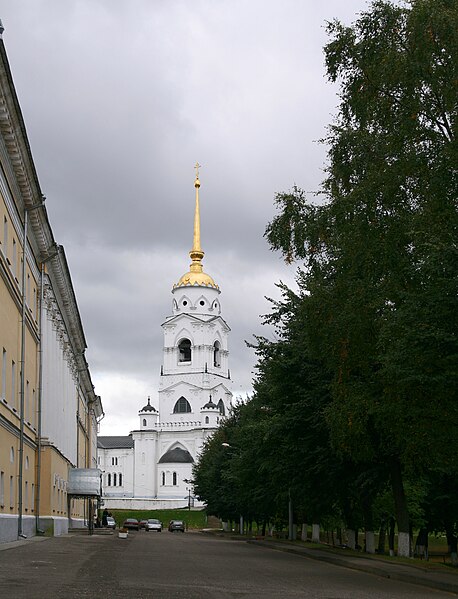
(158, 165), (232, 423)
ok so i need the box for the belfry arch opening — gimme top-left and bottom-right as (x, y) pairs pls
(178, 338), (192, 362)
(213, 341), (221, 367)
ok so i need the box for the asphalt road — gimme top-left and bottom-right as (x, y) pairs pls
(0, 530), (454, 598)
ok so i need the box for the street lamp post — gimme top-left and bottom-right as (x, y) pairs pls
(183, 478), (193, 511)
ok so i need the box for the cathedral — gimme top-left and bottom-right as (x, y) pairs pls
(97, 168), (232, 509)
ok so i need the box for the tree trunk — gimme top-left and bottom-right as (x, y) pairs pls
(301, 523), (308, 542)
(446, 525), (458, 567)
(388, 516), (396, 557)
(346, 529), (356, 549)
(390, 459), (410, 557)
(312, 523), (320, 543)
(378, 517), (387, 555)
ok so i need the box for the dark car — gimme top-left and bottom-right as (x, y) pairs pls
(123, 518), (139, 530)
(138, 520), (148, 530)
(168, 519), (185, 532)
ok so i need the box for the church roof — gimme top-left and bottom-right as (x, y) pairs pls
(158, 447), (194, 464)
(202, 397), (218, 410)
(98, 435), (134, 449)
(139, 396), (157, 412)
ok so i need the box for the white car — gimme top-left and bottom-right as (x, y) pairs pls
(106, 516), (116, 529)
(145, 518), (162, 532)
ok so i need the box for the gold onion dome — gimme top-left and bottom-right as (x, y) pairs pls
(174, 164), (219, 290)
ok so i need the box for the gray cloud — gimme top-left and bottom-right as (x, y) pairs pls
(1, 0), (367, 434)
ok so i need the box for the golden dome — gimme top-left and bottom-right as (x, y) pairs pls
(174, 164), (219, 290)
(174, 270), (219, 289)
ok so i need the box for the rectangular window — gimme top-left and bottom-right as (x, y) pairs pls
(11, 361), (16, 409)
(25, 481), (28, 510)
(0, 471), (4, 506)
(27, 273), (30, 306)
(3, 216), (7, 255)
(9, 476), (14, 508)
(12, 238), (17, 277)
(1, 348), (6, 399)
(26, 380), (29, 422)
(32, 389), (36, 427)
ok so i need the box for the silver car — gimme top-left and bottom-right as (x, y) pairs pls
(145, 518), (162, 532)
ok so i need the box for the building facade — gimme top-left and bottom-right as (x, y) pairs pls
(0, 23), (102, 543)
(98, 169), (232, 509)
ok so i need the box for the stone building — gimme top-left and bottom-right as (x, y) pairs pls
(98, 169), (232, 509)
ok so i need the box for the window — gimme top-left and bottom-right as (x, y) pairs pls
(0, 471), (4, 506)
(205, 416), (209, 424)
(142, 418), (147, 426)
(25, 456), (29, 470)
(32, 389), (36, 427)
(173, 472), (177, 486)
(1, 348), (6, 399)
(25, 481), (28, 510)
(113, 473), (117, 486)
(10, 447), (14, 463)
(217, 399), (225, 416)
(161, 472), (165, 485)
(3, 216), (7, 252)
(173, 396), (191, 414)
(107, 473), (111, 487)
(178, 339), (191, 362)
(26, 381), (29, 422)
(119, 473), (122, 486)
(142, 452), (145, 465)
(12, 238), (17, 276)
(213, 341), (221, 367)
(111, 457), (118, 466)
(10, 476), (14, 508)
(11, 361), (16, 408)
(31, 484), (34, 512)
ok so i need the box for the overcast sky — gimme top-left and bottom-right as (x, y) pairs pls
(1, 0), (369, 435)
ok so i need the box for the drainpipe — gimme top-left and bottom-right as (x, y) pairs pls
(18, 201), (44, 539)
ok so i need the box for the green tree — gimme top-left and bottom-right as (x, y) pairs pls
(266, 0), (457, 556)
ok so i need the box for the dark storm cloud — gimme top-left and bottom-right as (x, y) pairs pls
(1, 0), (368, 433)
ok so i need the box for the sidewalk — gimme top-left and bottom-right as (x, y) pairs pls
(247, 538), (458, 596)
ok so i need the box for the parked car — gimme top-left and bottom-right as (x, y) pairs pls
(106, 516), (116, 529)
(168, 520), (185, 532)
(145, 518), (162, 532)
(138, 520), (148, 530)
(122, 518), (139, 530)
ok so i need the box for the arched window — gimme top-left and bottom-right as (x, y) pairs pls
(143, 418), (147, 426)
(161, 472), (165, 486)
(10, 447), (14, 463)
(217, 399), (225, 416)
(173, 396), (191, 413)
(119, 473), (123, 486)
(113, 473), (117, 486)
(173, 472), (177, 486)
(107, 473), (111, 487)
(178, 338), (192, 362)
(205, 416), (209, 424)
(213, 341), (221, 367)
